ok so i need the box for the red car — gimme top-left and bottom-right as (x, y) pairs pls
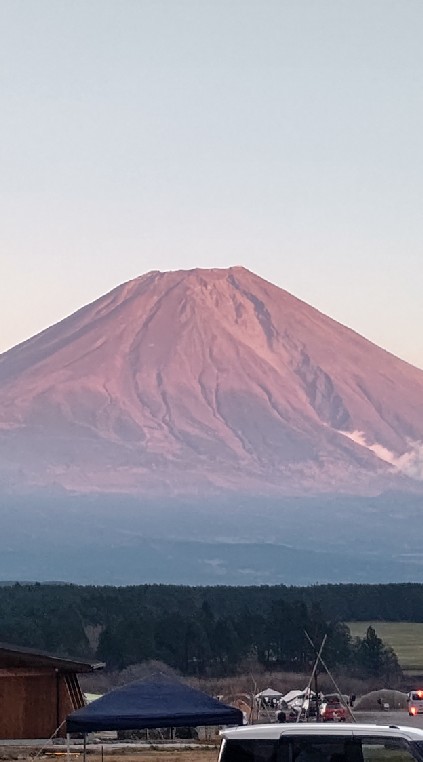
(320, 698), (349, 722)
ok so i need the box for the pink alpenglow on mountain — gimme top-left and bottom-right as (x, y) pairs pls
(1, 266), (423, 495)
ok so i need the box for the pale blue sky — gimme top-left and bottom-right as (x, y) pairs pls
(1, 0), (422, 368)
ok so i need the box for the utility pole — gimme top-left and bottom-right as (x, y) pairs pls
(314, 669), (319, 722)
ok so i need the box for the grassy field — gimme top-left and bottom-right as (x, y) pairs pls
(347, 621), (423, 672)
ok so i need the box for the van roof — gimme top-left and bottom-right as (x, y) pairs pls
(221, 723), (423, 742)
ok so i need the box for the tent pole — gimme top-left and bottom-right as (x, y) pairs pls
(66, 733), (70, 762)
(83, 734), (87, 762)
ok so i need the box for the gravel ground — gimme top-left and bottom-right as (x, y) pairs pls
(354, 710), (423, 729)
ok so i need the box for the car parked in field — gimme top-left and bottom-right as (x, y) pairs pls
(408, 691), (423, 716)
(319, 697), (349, 722)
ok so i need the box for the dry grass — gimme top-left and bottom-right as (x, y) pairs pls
(89, 753), (217, 762)
(0, 751), (218, 762)
(189, 670), (372, 700)
(81, 660), (369, 699)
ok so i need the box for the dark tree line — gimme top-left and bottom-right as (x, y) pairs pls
(96, 601), (400, 681)
(0, 583), (402, 681)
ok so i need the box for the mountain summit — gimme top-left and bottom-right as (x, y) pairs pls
(1, 266), (423, 494)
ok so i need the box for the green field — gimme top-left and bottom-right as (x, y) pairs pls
(347, 621), (423, 673)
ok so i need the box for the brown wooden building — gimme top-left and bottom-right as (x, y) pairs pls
(0, 642), (104, 739)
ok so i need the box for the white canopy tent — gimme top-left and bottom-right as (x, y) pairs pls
(254, 688), (284, 710)
(255, 688), (284, 700)
(281, 689), (306, 705)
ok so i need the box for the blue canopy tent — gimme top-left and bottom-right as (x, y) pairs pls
(67, 673), (243, 733)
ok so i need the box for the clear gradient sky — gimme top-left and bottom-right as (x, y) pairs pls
(1, 0), (422, 368)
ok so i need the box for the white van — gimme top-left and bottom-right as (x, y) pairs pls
(219, 723), (423, 762)
(408, 692), (423, 716)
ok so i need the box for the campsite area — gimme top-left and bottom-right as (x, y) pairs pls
(4, 708), (423, 762)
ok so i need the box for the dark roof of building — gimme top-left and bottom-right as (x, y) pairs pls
(0, 642), (104, 673)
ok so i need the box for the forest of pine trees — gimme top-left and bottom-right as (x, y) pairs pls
(0, 582), (413, 680)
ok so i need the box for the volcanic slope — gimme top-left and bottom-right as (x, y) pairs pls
(1, 266), (423, 494)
